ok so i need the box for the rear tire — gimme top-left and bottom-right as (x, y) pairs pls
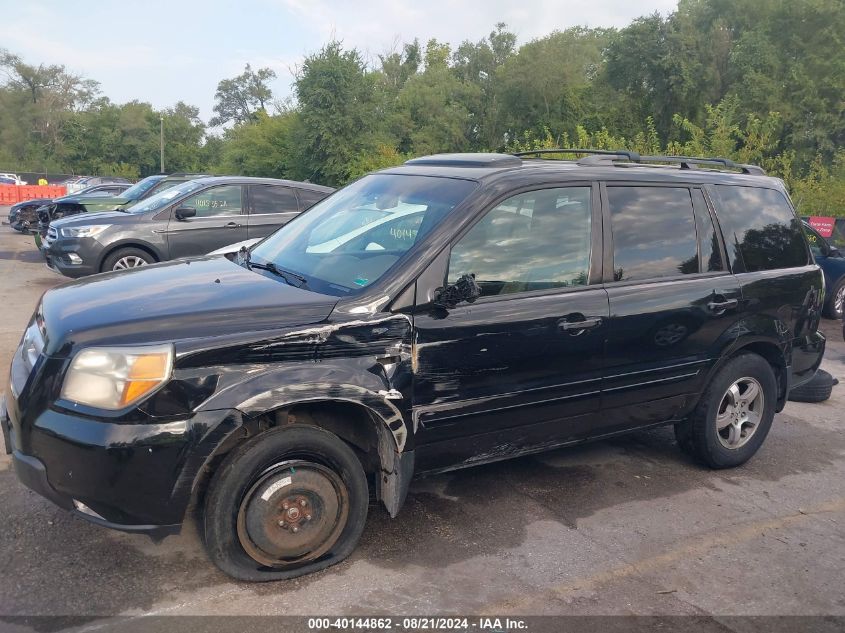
(825, 278), (845, 319)
(101, 247), (155, 272)
(203, 425), (369, 582)
(675, 353), (777, 468)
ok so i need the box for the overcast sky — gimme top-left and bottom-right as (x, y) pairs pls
(0, 0), (677, 125)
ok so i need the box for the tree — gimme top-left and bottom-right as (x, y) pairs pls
(292, 42), (387, 185)
(210, 64), (276, 127)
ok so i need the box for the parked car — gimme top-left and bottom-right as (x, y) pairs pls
(35, 173), (210, 237)
(8, 183), (131, 233)
(42, 176), (333, 276)
(64, 175), (129, 194)
(802, 221), (845, 319)
(0, 173), (26, 185)
(2, 151), (825, 582)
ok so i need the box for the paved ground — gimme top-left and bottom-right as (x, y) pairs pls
(1, 211), (844, 626)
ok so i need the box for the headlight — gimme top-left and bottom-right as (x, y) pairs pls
(61, 345), (173, 410)
(60, 225), (111, 238)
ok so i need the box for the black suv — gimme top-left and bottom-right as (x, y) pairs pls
(42, 176), (333, 277)
(1, 151), (825, 581)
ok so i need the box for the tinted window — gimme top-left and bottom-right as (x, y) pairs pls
(608, 186), (698, 281)
(249, 185), (299, 215)
(692, 189), (724, 272)
(449, 187), (592, 297)
(713, 185), (809, 272)
(181, 185), (243, 217)
(298, 189), (330, 209)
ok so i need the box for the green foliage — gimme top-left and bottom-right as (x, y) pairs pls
(217, 111), (298, 177)
(291, 42), (388, 186)
(210, 64), (277, 127)
(0, 0), (843, 207)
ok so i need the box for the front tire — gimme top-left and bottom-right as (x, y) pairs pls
(203, 425), (369, 582)
(675, 353), (777, 468)
(101, 247), (155, 272)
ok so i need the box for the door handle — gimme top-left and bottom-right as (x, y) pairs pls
(707, 298), (739, 313)
(559, 316), (603, 333)
(224, 222), (241, 228)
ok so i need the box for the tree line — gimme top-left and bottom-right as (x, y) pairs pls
(1, 0), (843, 214)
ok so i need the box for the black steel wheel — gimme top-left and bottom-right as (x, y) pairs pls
(203, 425), (368, 581)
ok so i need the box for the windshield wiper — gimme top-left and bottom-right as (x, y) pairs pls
(244, 250), (308, 288)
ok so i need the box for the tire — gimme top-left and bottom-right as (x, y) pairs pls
(674, 353), (777, 468)
(824, 278), (845, 319)
(788, 369), (836, 403)
(203, 425), (369, 582)
(101, 247), (155, 272)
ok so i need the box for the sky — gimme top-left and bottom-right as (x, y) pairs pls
(0, 0), (677, 126)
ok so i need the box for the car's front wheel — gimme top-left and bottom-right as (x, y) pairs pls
(675, 353), (777, 468)
(101, 247), (155, 272)
(203, 425), (369, 581)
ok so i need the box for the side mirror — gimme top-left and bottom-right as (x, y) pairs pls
(829, 247), (842, 258)
(434, 273), (482, 309)
(174, 206), (196, 220)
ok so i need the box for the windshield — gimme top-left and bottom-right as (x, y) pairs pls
(120, 176), (164, 200)
(249, 174), (476, 296)
(124, 180), (205, 214)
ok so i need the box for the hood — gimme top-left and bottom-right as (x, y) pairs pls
(55, 193), (129, 206)
(50, 210), (135, 228)
(40, 256), (338, 354)
(12, 198), (52, 210)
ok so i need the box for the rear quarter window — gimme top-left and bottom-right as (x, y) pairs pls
(711, 185), (809, 272)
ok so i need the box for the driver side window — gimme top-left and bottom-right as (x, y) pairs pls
(448, 187), (592, 297)
(181, 185), (243, 217)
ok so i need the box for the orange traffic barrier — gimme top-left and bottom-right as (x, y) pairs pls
(0, 185), (66, 204)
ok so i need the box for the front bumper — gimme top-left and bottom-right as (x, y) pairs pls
(43, 236), (101, 278)
(3, 385), (244, 536)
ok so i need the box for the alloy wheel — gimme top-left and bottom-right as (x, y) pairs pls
(113, 256), (148, 270)
(715, 376), (765, 449)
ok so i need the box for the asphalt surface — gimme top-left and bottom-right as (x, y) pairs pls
(1, 211), (844, 628)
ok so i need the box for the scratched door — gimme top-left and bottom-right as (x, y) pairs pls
(411, 185), (608, 471)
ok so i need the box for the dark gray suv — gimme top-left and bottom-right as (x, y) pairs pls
(42, 176), (333, 277)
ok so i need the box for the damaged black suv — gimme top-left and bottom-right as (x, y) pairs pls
(1, 151), (825, 581)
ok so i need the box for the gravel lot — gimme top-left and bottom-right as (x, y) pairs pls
(1, 210), (844, 628)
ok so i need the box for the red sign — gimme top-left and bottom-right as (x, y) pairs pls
(808, 216), (835, 238)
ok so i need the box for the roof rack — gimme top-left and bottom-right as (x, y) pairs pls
(577, 153), (766, 175)
(514, 148), (765, 175)
(513, 148), (642, 162)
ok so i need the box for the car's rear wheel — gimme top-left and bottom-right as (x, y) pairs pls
(675, 353), (777, 468)
(203, 425), (369, 581)
(825, 278), (845, 319)
(101, 247), (155, 272)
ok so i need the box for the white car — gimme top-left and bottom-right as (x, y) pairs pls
(0, 173), (26, 185)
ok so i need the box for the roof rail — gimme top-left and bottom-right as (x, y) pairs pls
(577, 153), (766, 175)
(513, 148), (642, 162)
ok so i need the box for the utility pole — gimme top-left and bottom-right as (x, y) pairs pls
(159, 114), (165, 174)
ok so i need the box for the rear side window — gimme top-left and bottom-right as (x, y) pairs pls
(249, 185), (299, 215)
(608, 186), (699, 281)
(712, 185), (809, 272)
(298, 189), (330, 210)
